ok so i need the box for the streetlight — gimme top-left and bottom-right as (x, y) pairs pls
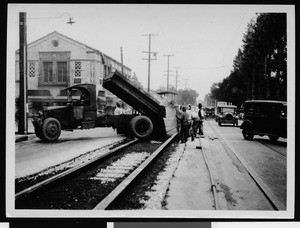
(17, 12), (75, 134)
(28, 12), (75, 25)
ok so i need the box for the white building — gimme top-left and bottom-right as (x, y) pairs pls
(15, 31), (131, 113)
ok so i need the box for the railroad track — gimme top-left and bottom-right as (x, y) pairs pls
(15, 134), (177, 209)
(230, 120), (287, 158)
(256, 139), (287, 158)
(15, 138), (139, 200)
(206, 120), (286, 211)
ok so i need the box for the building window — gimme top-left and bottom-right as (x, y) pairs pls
(43, 62), (53, 82)
(42, 61), (68, 83)
(90, 62), (95, 83)
(57, 62), (68, 82)
(39, 52), (69, 85)
(52, 40), (59, 47)
(98, 90), (105, 97)
(29, 61), (36, 77)
(75, 61), (82, 77)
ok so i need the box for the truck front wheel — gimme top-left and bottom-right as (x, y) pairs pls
(130, 116), (153, 139)
(242, 126), (254, 140)
(34, 126), (45, 140)
(42, 118), (61, 142)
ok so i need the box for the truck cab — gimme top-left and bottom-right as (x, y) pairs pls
(32, 84), (98, 141)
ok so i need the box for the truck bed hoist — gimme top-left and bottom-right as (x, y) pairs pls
(32, 71), (167, 142)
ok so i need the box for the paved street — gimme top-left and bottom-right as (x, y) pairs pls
(209, 119), (287, 207)
(15, 127), (126, 178)
(165, 118), (287, 210)
(12, 115), (288, 211)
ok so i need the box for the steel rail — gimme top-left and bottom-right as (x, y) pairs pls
(207, 120), (286, 211)
(257, 140), (287, 158)
(15, 138), (138, 200)
(232, 124), (286, 158)
(93, 133), (178, 210)
(197, 137), (219, 210)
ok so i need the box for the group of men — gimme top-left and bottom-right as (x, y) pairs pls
(114, 101), (132, 115)
(176, 103), (205, 143)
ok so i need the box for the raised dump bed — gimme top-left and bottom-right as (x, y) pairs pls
(103, 71), (166, 139)
(103, 71), (166, 119)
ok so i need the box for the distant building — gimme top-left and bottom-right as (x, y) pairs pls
(15, 31), (131, 114)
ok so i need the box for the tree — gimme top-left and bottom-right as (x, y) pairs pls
(128, 72), (144, 89)
(177, 89), (199, 106)
(210, 13), (287, 104)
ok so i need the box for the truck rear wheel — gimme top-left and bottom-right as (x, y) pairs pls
(130, 116), (153, 139)
(42, 118), (61, 142)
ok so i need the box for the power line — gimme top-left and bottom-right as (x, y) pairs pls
(221, 13), (248, 65)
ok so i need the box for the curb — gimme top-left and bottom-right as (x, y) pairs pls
(15, 133), (36, 143)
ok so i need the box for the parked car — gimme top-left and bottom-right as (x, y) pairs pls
(240, 100), (287, 141)
(215, 104), (238, 126)
(205, 106), (215, 118)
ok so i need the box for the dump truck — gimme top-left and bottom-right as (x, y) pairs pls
(32, 71), (166, 142)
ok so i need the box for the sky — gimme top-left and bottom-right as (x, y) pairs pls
(7, 4), (294, 101)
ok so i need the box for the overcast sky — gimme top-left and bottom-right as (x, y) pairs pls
(8, 4), (293, 101)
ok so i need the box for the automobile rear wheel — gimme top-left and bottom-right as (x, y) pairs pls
(269, 135), (279, 142)
(130, 116), (153, 139)
(41, 118), (61, 142)
(242, 126), (254, 140)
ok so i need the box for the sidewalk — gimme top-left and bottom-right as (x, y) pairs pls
(165, 134), (215, 210)
(15, 118), (36, 142)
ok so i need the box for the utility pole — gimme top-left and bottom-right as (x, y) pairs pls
(174, 67), (180, 91)
(18, 12), (28, 134)
(163, 54), (174, 91)
(120, 47), (124, 75)
(142, 34), (158, 93)
(184, 79), (188, 89)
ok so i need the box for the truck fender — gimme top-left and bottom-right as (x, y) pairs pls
(240, 119), (252, 130)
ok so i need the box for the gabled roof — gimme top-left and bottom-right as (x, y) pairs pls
(16, 31), (131, 70)
(16, 31), (97, 53)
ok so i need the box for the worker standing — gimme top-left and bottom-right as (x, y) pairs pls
(191, 107), (200, 138)
(198, 103), (205, 137)
(114, 102), (124, 115)
(186, 105), (194, 141)
(179, 106), (189, 143)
